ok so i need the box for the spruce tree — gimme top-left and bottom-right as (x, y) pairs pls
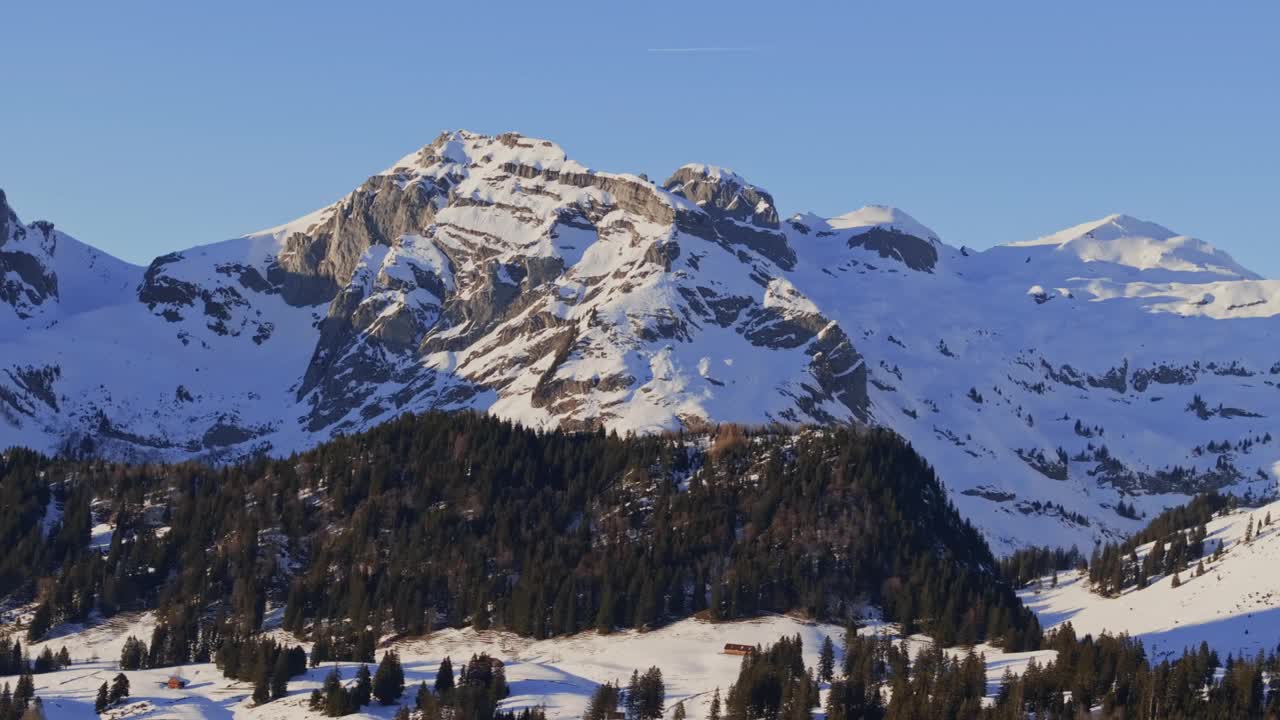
(109, 673), (130, 704)
(435, 656), (455, 695)
(14, 673), (34, 710)
(373, 650), (405, 705)
(252, 669), (270, 705)
(120, 636), (147, 671)
(271, 649), (291, 700)
(818, 635), (835, 682)
(352, 664), (373, 708)
(708, 687), (721, 720)
(26, 603), (51, 642)
(322, 667), (347, 716)
(585, 682), (620, 720)
(95, 682), (109, 713)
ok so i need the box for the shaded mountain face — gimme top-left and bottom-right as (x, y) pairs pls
(2, 130), (1278, 552)
(0, 189), (59, 325)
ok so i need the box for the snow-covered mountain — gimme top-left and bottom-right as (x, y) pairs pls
(3, 131), (1278, 552)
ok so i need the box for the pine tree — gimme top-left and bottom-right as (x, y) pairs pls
(252, 669), (270, 705)
(818, 636), (835, 682)
(109, 673), (130, 704)
(322, 667), (348, 717)
(626, 670), (641, 720)
(585, 681), (620, 720)
(26, 603), (51, 642)
(14, 673), (34, 710)
(95, 682), (109, 713)
(1171, 572), (1182, 588)
(33, 647), (54, 674)
(352, 664), (373, 708)
(674, 700), (687, 720)
(271, 648), (291, 700)
(625, 666), (665, 720)
(435, 656), (455, 695)
(310, 635), (330, 668)
(1246, 517), (1254, 543)
(120, 636), (147, 671)
(373, 650), (405, 705)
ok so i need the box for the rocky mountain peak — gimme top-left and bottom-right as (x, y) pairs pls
(0, 191), (60, 325)
(3, 132), (1278, 555)
(663, 164), (780, 230)
(785, 205), (941, 273)
(0, 189), (12, 251)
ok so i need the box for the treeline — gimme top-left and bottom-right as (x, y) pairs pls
(309, 650), (406, 716)
(725, 635), (822, 719)
(1088, 492), (1233, 596)
(995, 624), (1280, 719)
(0, 669), (42, 720)
(0, 638), (70, 677)
(999, 545), (1086, 588)
(0, 413), (1039, 651)
(408, 653), (525, 720)
(742, 626), (1280, 720)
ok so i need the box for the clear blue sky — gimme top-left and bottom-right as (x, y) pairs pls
(4, 1), (1277, 276)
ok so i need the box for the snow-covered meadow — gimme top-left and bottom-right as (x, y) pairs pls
(10, 614), (1054, 719)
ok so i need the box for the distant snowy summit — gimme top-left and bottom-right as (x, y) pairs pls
(1006, 213), (1260, 281)
(1, 129), (1277, 553)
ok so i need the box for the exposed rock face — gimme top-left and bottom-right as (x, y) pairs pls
(664, 165), (797, 270)
(847, 227), (938, 272)
(273, 172), (449, 306)
(285, 133), (866, 436)
(0, 190), (59, 320)
(3, 132), (1280, 554)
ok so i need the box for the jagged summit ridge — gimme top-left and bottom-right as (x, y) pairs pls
(1, 131), (1278, 555)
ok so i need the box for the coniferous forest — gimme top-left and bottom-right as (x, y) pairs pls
(9, 412), (1280, 717)
(738, 627), (1280, 720)
(0, 413), (1037, 655)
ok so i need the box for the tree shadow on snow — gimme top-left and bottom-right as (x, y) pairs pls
(1135, 605), (1280, 661)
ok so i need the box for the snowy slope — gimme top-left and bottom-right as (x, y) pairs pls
(12, 614), (1054, 720)
(1007, 214), (1260, 281)
(1022, 497), (1280, 661)
(1, 130), (1278, 552)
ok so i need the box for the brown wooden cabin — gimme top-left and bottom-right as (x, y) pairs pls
(723, 643), (754, 656)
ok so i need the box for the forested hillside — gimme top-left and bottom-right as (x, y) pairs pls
(0, 413), (1039, 656)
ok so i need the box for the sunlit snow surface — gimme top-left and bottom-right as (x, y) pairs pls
(1022, 497), (1280, 661)
(2, 131), (1279, 554)
(15, 614), (1053, 720)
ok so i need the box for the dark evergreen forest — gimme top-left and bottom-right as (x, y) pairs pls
(0, 413), (1038, 656)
